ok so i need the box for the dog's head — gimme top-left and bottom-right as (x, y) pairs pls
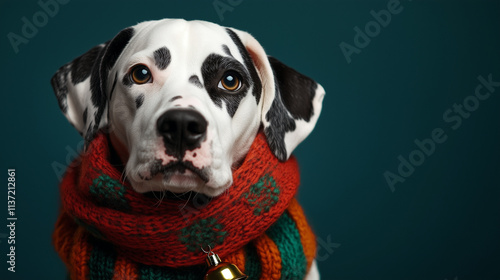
(51, 19), (325, 197)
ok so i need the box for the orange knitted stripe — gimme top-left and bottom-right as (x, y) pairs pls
(53, 212), (78, 266)
(223, 247), (246, 273)
(113, 254), (139, 280)
(253, 234), (282, 279)
(70, 226), (93, 279)
(288, 198), (317, 270)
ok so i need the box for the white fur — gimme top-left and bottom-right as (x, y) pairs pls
(107, 19), (262, 196)
(305, 260), (320, 280)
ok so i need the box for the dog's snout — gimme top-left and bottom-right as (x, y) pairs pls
(157, 109), (208, 152)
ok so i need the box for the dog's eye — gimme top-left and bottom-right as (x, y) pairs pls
(218, 71), (241, 91)
(130, 65), (152, 84)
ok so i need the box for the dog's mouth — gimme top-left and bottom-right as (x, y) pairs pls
(147, 160), (209, 183)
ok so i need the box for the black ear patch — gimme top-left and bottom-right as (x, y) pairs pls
(153, 47), (171, 70)
(86, 27), (134, 145)
(268, 57), (317, 122)
(264, 57), (320, 161)
(108, 73), (118, 103)
(51, 64), (71, 113)
(51, 27), (134, 147)
(70, 45), (104, 84)
(82, 108), (88, 126)
(90, 27), (134, 110)
(265, 92), (297, 161)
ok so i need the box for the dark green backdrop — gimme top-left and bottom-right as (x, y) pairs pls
(1, 0), (499, 279)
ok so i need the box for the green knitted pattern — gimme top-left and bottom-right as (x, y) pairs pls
(89, 174), (129, 210)
(244, 243), (262, 280)
(179, 217), (227, 252)
(79, 210), (307, 280)
(266, 212), (307, 280)
(242, 174), (280, 216)
(88, 237), (117, 280)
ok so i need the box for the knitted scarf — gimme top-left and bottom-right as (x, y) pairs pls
(53, 132), (316, 280)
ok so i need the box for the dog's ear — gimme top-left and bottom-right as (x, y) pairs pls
(50, 27), (134, 147)
(227, 28), (325, 161)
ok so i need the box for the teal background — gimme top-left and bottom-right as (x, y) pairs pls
(1, 0), (499, 279)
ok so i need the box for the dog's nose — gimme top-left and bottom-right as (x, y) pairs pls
(157, 109), (208, 152)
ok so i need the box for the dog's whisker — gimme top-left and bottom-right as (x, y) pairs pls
(150, 185), (164, 207)
(159, 190), (167, 206)
(191, 190), (199, 201)
(120, 168), (128, 183)
(179, 191), (193, 211)
(152, 194), (161, 207)
(153, 190), (166, 208)
(171, 190), (192, 201)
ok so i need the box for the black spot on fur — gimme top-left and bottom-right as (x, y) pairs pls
(201, 53), (250, 117)
(169, 96), (182, 102)
(82, 107), (88, 125)
(222, 44), (232, 57)
(70, 45), (104, 84)
(268, 57), (317, 121)
(50, 64), (71, 113)
(105, 73), (119, 130)
(188, 75), (203, 88)
(135, 94), (145, 109)
(153, 47), (171, 70)
(109, 73), (118, 103)
(264, 89), (296, 161)
(85, 120), (94, 143)
(142, 159), (163, 180)
(226, 28), (262, 104)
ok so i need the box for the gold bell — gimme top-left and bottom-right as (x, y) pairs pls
(203, 247), (248, 280)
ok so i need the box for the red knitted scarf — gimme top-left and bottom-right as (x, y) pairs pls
(55, 132), (312, 269)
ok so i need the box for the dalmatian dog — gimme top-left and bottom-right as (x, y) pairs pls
(51, 19), (324, 279)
